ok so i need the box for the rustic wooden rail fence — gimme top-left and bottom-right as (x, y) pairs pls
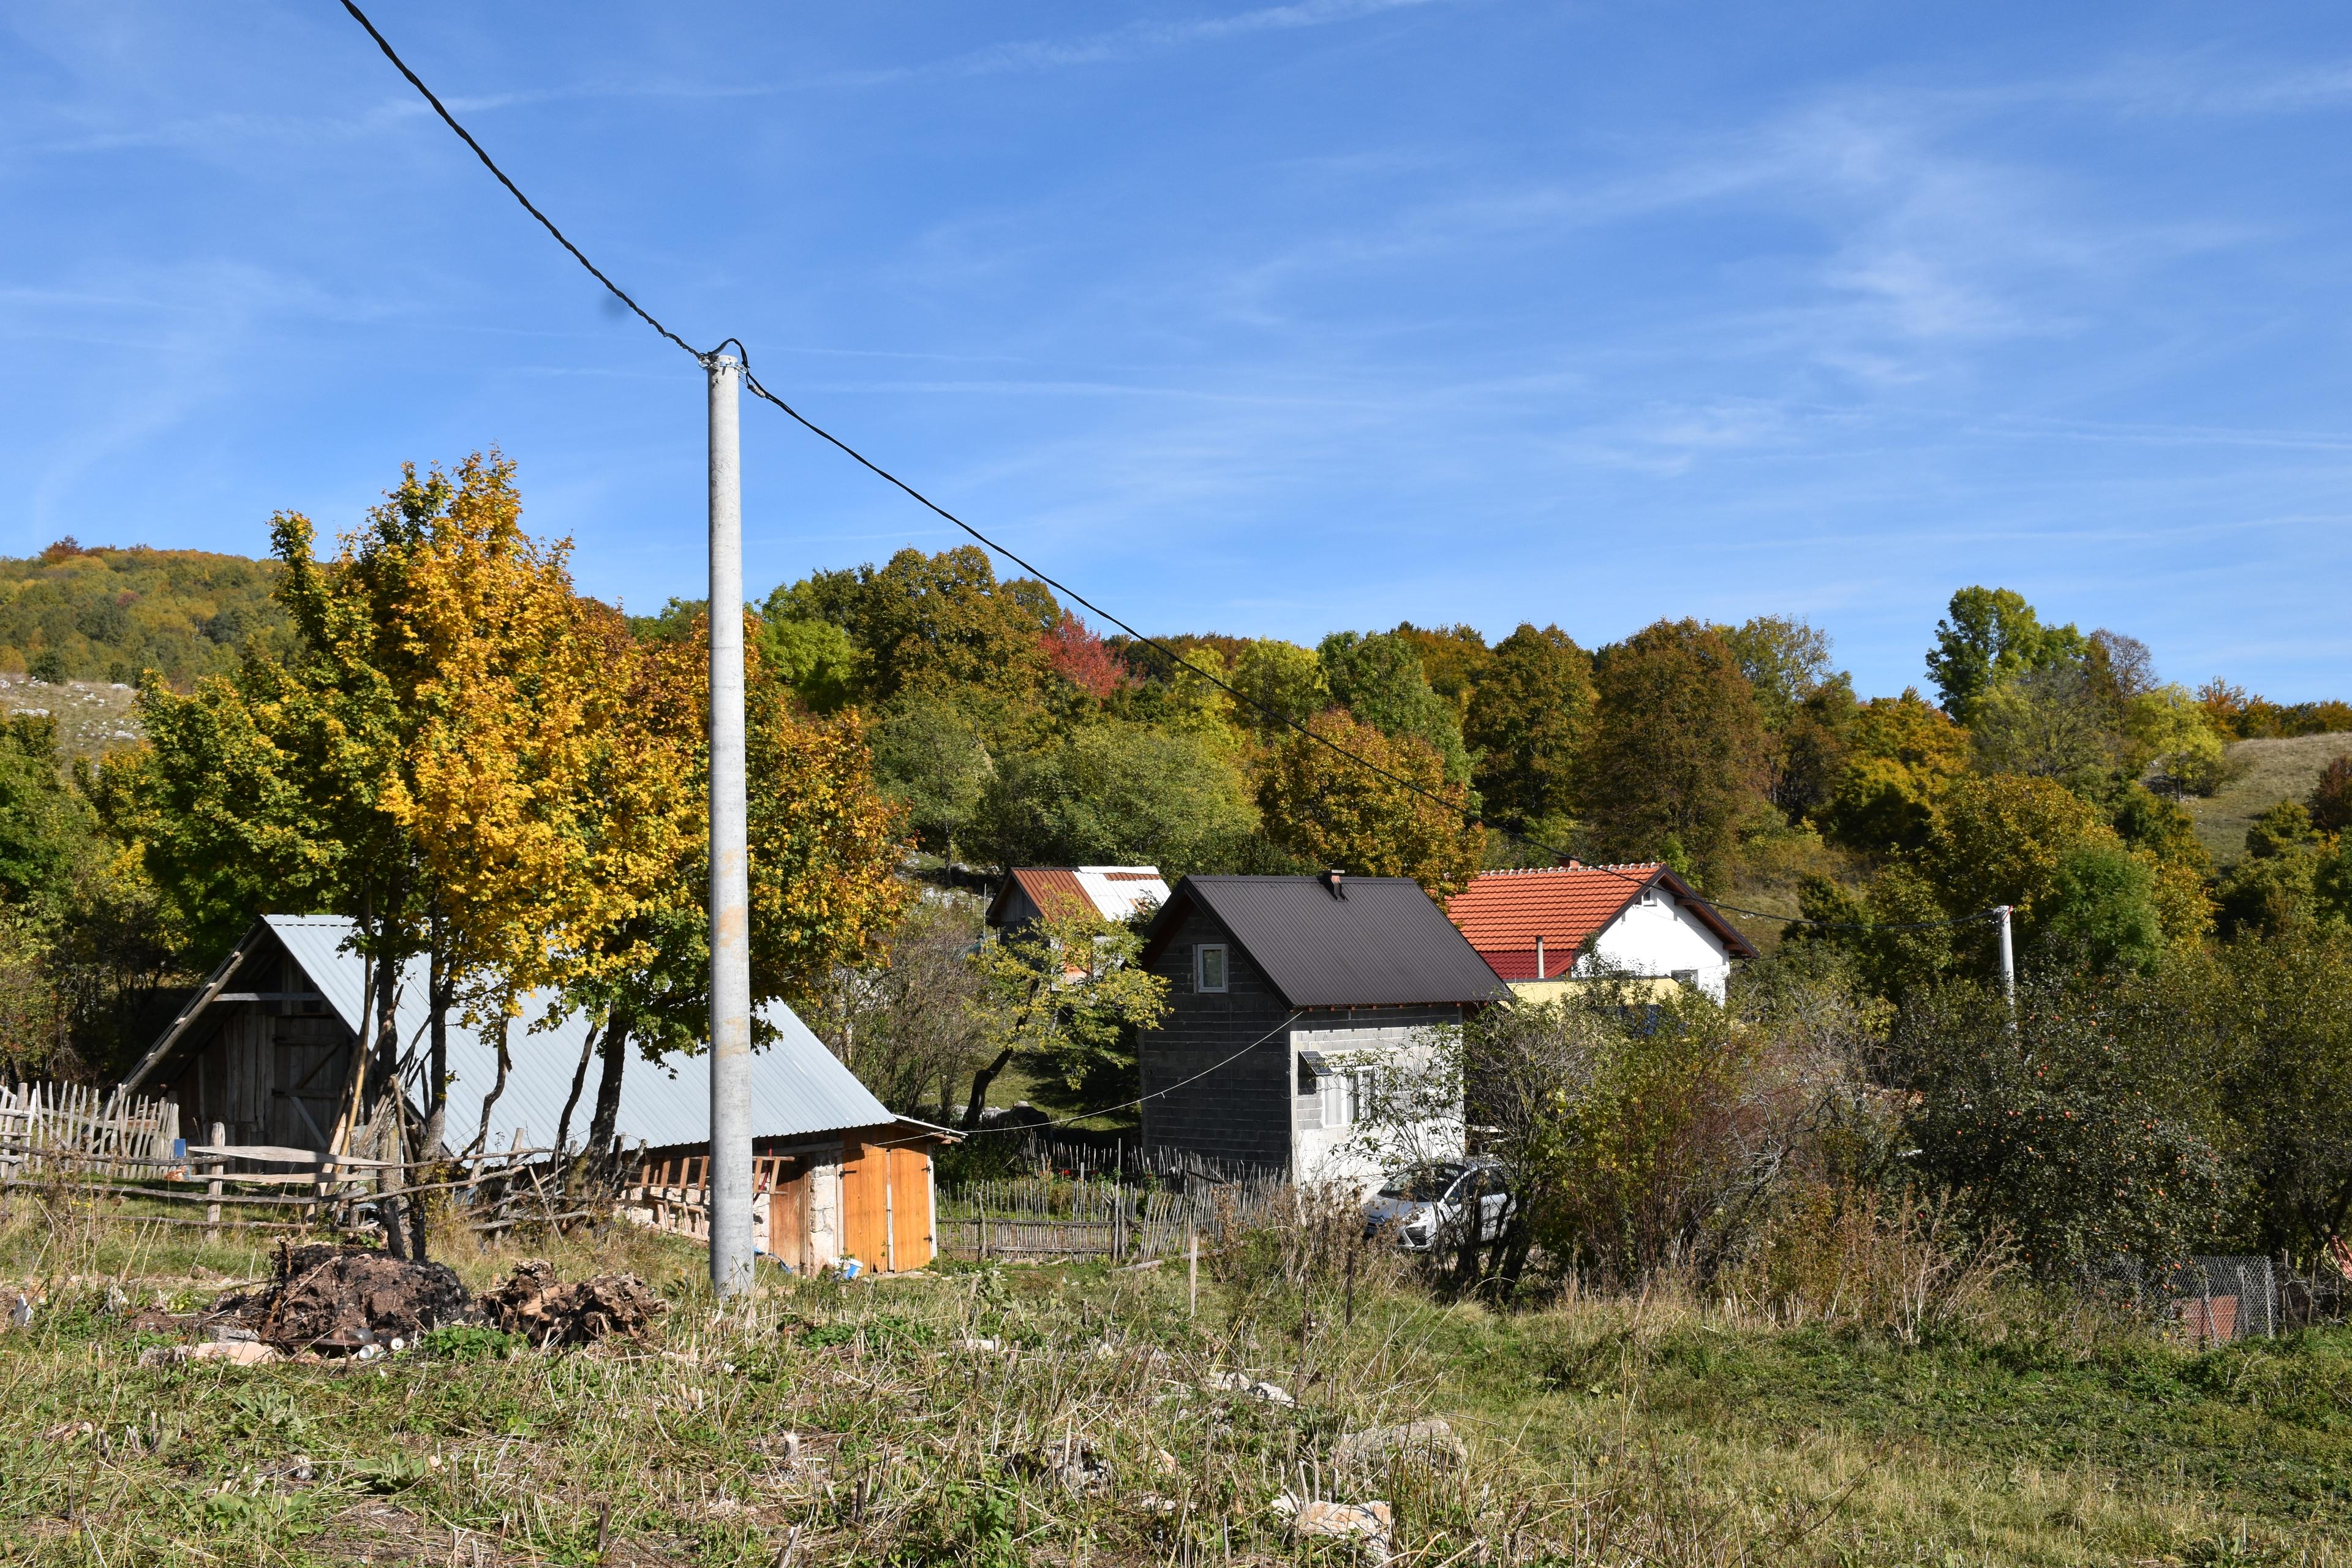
(0, 1082), (600, 1240)
(935, 1172), (1291, 1264)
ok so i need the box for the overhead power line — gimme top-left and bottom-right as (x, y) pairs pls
(334, 0), (1992, 937)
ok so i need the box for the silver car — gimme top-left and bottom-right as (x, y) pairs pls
(1363, 1158), (1513, 1251)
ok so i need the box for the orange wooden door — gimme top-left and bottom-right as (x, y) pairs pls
(888, 1147), (932, 1269)
(839, 1139), (889, 1269)
(767, 1178), (808, 1272)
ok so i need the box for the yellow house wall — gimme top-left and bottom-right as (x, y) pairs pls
(1507, 974), (1689, 1006)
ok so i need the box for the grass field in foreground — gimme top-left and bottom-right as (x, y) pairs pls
(1, 1201), (2347, 1567)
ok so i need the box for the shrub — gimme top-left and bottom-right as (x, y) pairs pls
(1891, 979), (2233, 1279)
(1722, 1183), (2013, 1341)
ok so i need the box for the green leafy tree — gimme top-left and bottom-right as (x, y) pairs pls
(1968, 663), (2128, 794)
(780, 546), (1059, 709)
(1229, 639), (1325, 737)
(1576, 619), (1767, 883)
(0, 715), (97, 910)
(1891, 978), (2231, 1279)
(1464, 623), (1594, 832)
(1820, 689), (1970, 854)
(1317, 631), (1472, 783)
(2215, 801), (2331, 938)
(2125, 685), (2231, 796)
(961, 909), (1168, 1125)
(1924, 586), (2086, 724)
(972, 722), (1256, 877)
(1721, 615), (1855, 824)
(2201, 928), (2352, 1260)
(1256, 709), (1486, 897)
(1390, 622), (1492, 728)
(868, 694), (995, 862)
(2036, 842), (2165, 974)
(1928, 773), (2113, 940)
(756, 614), (858, 713)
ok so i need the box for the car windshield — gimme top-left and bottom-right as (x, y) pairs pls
(1379, 1163), (1467, 1202)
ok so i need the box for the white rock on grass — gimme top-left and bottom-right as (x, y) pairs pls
(1332, 1418), (1468, 1474)
(1272, 1494), (1393, 1559)
(1204, 1371), (1295, 1407)
(141, 1340), (280, 1368)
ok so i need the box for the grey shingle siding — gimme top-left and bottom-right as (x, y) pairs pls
(1139, 903), (1295, 1171)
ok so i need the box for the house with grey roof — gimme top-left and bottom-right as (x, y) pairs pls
(119, 915), (951, 1273)
(1134, 872), (1512, 1187)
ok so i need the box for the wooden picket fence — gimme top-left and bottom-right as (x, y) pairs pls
(0, 1080), (593, 1239)
(0, 1081), (181, 1180)
(936, 1171), (1292, 1264)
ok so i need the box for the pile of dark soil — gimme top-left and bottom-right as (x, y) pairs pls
(216, 1244), (477, 1352)
(478, 1258), (669, 1347)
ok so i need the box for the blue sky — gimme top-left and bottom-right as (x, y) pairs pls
(4, 2), (2349, 700)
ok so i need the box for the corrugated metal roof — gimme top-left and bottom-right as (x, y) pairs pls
(1071, 867), (1170, 921)
(1142, 876), (1512, 1009)
(987, 865), (1169, 927)
(264, 916), (895, 1155)
(1444, 865), (1757, 968)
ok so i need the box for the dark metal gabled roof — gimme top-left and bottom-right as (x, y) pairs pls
(1141, 875), (1513, 1009)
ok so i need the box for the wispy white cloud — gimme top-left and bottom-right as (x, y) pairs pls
(826, 0), (1466, 86)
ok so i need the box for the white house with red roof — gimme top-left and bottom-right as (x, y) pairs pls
(1444, 862), (1757, 1003)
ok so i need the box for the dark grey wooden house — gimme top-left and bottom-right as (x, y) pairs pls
(1135, 873), (1512, 1185)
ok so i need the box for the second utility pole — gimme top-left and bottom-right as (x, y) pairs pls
(706, 351), (755, 1298)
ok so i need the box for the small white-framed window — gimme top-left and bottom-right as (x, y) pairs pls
(1348, 1068), (1375, 1126)
(1672, 968), (1699, 990)
(1321, 1069), (1348, 1128)
(1195, 944), (1228, 993)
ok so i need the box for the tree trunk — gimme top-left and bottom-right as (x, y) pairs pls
(368, 908), (417, 1261)
(587, 1016), (631, 1182)
(552, 1022), (602, 1163)
(469, 1014), (514, 1157)
(421, 933), (450, 1158)
(961, 1046), (1017, 1130)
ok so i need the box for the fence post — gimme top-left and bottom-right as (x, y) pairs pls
(1188, 1221), (1198, 1319)
(205, 1120), (224, 1243)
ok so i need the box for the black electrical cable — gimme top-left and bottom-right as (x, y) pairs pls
(335, 0), (1994, 938)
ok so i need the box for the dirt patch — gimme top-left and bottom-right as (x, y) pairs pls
(478, 1258), (668, 1347)
(216, 1244), (477, 1352)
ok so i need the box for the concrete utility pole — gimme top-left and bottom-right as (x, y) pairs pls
(706, 352), (755, 1297)
(1994, 903), (2017, 1014)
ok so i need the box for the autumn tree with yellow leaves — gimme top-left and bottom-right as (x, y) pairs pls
(126, 454), (908, 1245)
(1255, 708), (1485, 898)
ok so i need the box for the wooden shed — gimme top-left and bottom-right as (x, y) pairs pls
(120, 915), (957, 1272)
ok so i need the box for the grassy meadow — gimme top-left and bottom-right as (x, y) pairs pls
(0, 1196), (2347, 1567)
(2183, 734), (2352, 868)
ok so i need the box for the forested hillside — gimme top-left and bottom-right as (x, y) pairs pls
(2, 512), (2348, 1106)
(0, 538), (287, 684)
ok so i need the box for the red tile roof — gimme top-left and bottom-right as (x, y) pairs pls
(1444, 863), (1756, 979)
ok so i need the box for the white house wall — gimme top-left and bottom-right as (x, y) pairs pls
(1583, 894), (1734, 1001)
(1289, 1019), (1463, 1193)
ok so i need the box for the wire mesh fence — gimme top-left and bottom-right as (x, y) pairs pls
(935, 1169), (1293, 1264)
(2167, 1255), (2278, 1344)
(2081, 1253), (2290, 1343)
